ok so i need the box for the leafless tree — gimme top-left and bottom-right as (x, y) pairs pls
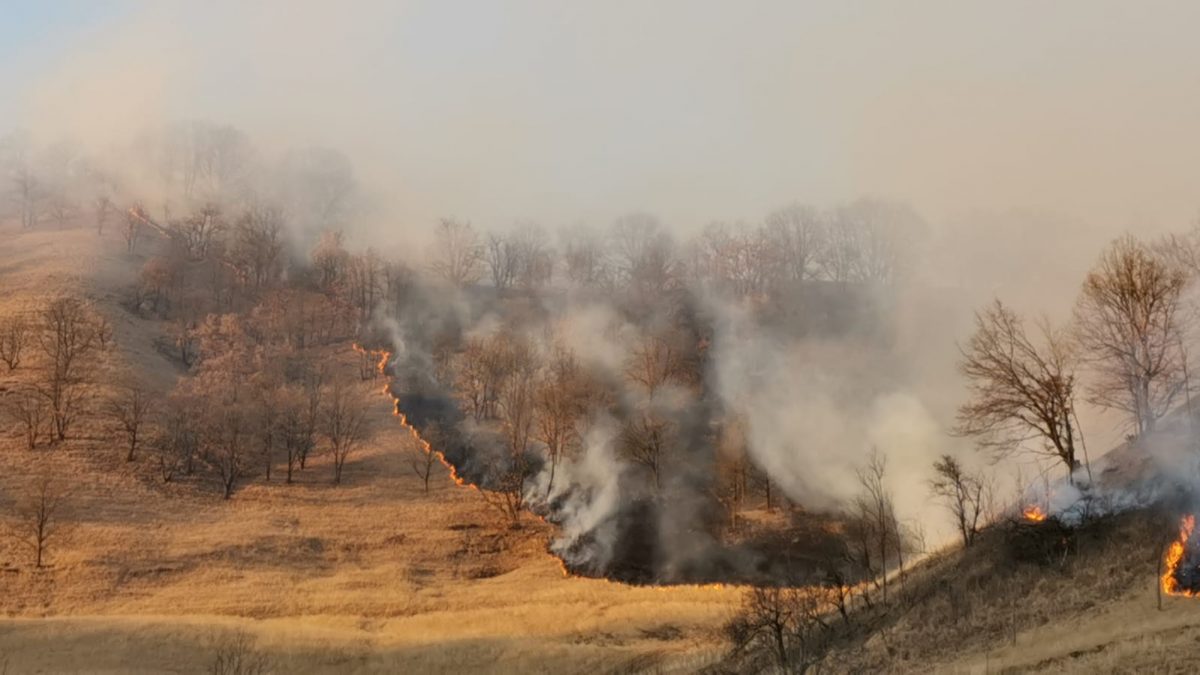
(454, 334), (513, 422)
(956, 299), (1084, 478)
(207, 630), (270, 675)
(429, 218), (483, 288)
(486, 232), (520, 290)
(561, 226), (611, 290)
(36, 296), (99, 441)
(205, 397), (250, 500)
(847, 448), (902, 606)
(0, 315), (29, 370)
(929, 454), (990, 548)
(310, 230), (349, 294)
(725, 586), (833, 674)
(625, 333), (687, 396)
(172, 203), (225, 260)
(612, 213), (677, 297)
(231, 206), (285, 289)
(4, 389), (46, 450)
(1075, 234), (1189, 435)
(535, 345), (585, 496)
(124, 202), (146, 253)
(620, 409), (673, 491)
(152, 396), (198, 482)
(764, 202), (825, 285)
(6, 474), (70, 568)
(411, 421), (443, 494)
(107, 379), (155, 462)
(322, 380), (369, 485)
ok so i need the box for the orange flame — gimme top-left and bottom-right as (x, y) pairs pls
(1162, 514), (1197, 597)
(1022, 505), (1048, 522)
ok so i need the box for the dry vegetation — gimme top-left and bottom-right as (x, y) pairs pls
(0, 220), (739, 673)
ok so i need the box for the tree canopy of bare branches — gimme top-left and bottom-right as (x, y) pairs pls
(929, 455), (990, 548)
(322, 380), (369, 485)
(5, 474), (70, 568)
(0, 315), (29, 370)
(956, 299), (1083, 477)
(429, 218), (483, 288)
(36, 296), (101, 441)
(1075, 235), (1189, 435)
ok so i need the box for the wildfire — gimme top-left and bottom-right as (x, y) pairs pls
(1022, 505), (1048, 522)
(351, 343), (475, 492)
(1162, 514), (1198, 597)
(348, 342), (742, 593)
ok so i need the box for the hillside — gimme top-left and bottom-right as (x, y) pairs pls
(4, 220), (1200, 674)
(0, 221), (737, 673)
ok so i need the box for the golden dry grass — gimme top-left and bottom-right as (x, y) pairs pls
(0, 219), (737, 673)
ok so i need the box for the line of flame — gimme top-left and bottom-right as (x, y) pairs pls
(1162, 514), (1197, 597)
(350, 343), (737, 589)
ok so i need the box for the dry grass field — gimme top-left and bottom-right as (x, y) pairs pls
(0, 222), (738, 673)
(7, 221), (1200, 674)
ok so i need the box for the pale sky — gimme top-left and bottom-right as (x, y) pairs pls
(5, 1), (1200, 232)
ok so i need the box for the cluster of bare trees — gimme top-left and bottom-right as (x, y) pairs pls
(956, 232), (1195, 487)
(1, 297), (108, 449)
(425, 199), (919, 302)
(726, 584), (842, 674)
(161, 309), (370, 498)
(444, 329), (594, 523)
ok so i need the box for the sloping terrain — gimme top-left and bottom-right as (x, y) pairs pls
(0, 222), (737, 673)
(5, 220), (1200, 674)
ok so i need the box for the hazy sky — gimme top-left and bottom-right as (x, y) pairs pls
(5, 1), (1200, 232)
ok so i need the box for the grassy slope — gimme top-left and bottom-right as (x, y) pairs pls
(6, 221), (1200, 674)
(0, 222), (735, 673)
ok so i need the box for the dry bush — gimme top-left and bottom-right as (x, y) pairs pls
(0, 315), (29, 370)
(208, 631), (269, 675)
(725, 586), (834, 674)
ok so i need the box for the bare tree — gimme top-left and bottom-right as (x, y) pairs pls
(612, 213), (677, 297)
(322, 380), (369, 485)
(429, 218), (483, 288)
(3, 389), (46, 450)
(230, 206), (285, 289)
(481, 333), (539, 524)
(411, 421), (443, 494)
(172, 203), (225, 260)
(848, 448), (902, 605)
(152, 397), (198, 482)
(6, 475), (69, 568)
(36, 296), (99, 441)
(764, 202), (825, 285)
(535, 345), (585, 496)
(561, 226), (611, 290)
(956, 299), (1084, 478)
(107, 380), (155, 462)
(207, 631), (270, 675)
(725, 586), (833, 674)
(124, 202), (147, 253)
(0, 315), (29, 370)
(1075, 234), (1189, 435)
(206, 398), (250, 500)
(620, 410), (673, 492)
(929, 454), (990, 548)
(486, 232), (520, 291)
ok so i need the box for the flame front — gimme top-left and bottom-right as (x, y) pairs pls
(349, 343), (738, 591)
(1162, 514), (1197, 597)
(1023, 505), (1047, 522)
